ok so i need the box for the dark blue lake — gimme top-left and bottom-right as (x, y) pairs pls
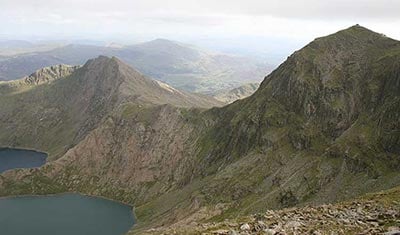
(0, 193), (135, 235)
(0, 148), (47, 173)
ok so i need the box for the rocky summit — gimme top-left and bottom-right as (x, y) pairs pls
(0, 25), (399, 234)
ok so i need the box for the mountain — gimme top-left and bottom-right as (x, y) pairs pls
(0, 39), (270, 93)
(0, 56), (221, 159)
(213, 82), (259, 103)
(0, 26), (399, 234)
(176, 25), (400, 217)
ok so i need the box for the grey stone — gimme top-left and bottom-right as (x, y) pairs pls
(240, 223), (251, 231)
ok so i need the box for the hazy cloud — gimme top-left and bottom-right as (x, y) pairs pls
(0, 0), (399, 52)
(2, 0), (400, 20)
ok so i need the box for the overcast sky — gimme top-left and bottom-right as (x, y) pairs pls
(1, 0), (399, 62)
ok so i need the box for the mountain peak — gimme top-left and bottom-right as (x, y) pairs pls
(311, 25), (390, 47)
(346, 24), (370, 31)
(136, 38), (195, 51)
(152, 38), (174, 43)
(77, 56), (222, 108)
(79, 56), (138, 92)
(289, 25), (398, 65)
(82, 55), (127, 72)
(85, 55), (119, 64)
(256, 25), (400, 127)
(335, 24), (381, 37)
(137, 38), (178, 47)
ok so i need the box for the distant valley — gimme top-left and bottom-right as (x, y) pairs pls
(0, 39), (272, 94)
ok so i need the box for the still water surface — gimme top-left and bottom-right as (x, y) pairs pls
(0, 148), (47, 173)
(0, 193), (135, 235)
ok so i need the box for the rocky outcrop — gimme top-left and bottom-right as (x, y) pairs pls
(23, 64), (79, 85)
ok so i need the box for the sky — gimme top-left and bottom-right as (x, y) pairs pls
(1, 0), (400, 63)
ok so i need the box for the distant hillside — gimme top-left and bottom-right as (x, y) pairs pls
(213, 82), (259, 103)
(0, 40), (63, 56)
(0, 39), (270, 93)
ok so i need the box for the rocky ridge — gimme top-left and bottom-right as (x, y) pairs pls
(23, 64), (80, 85)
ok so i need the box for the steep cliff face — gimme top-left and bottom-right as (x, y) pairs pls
(0, 26), (399, 232)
